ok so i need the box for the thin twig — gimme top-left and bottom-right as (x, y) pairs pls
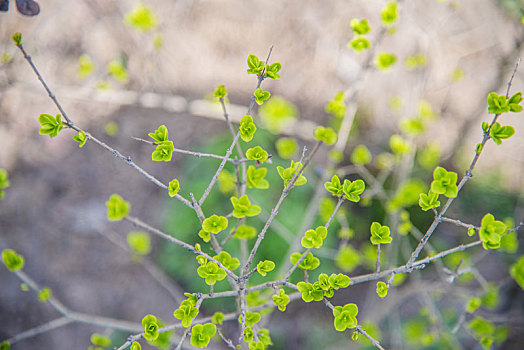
(407, 60), (521, 266)
(15, 43), (193, 209)
(242, 141), (322, 275)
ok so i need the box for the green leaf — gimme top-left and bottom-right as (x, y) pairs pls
(77, 55), (95, 79)
(246, 146), (269, 163)
(342, 179), (365, 202)
(418, 190), (440, 211)
(142, 314), (159, 342)
(265, 62), (282, 80)
(350, 18), (371, 35)
(107, 60), (128, 83)
(90, 333), (111, 347)
(173, 301), (199, 328)
(487, 92), (509, 114)
(106, 194), (130, 221)
(277, 161), (307, 187)
(430, 166), (458, 198)
(351, 145), (372, 165)
(466, 297), (482, 314)
(202, 215), (228, 234)
(348, 37), (371, 53)
(130, 342), (141, 350)
(489, 122), (515, 145)
(240, 115), (257, 142)
(247, 54), (264, 75)
(314, 126), (337, 145)
(246, 166), (269, 189)
(38, 114), (64, 138)
(335, 245), (360, 272)
(124, 2), (158, 32)
(231, 195), (261, 218)
(510, 255), (524, 290)
(197, 261), (227, 285)
(481, 121), (489, 133)
(376, 282), (388, 298)
(12, 32), (22, 46)
(213, 84), (227, 99)
(259, 96), (298, 134)
(324, 175), (344, 197)
(190, 323), (216, 348)
(254, 88), (271, 105)
(233, 225), (257, 239)
(370, 222), (392, 245)
(72, 130), (87, 148)
(290, 252), (320, 270)
(389, 134), (412, 155)
(214, 251), (240, 271)
(127, 231), (151, 255)
(256, 260), (275, 277)
(275, 137), (298, 159)
(508, 92), (523, 112)
(325, 91), (346, 119)
(297, 282), (324, 302)
(375, 52), (397, 71)
(0, 169), (10, 196)
(479, 213), (506, 250)
(239, 311), (261, 327)
(272, 289), (290, 311)
(381, 2), (398, 25)
(301, 226), (328, 249)
(333, 303), (358, 331)
(152, 141), (174, 162)
(198, 229), (211, 243)
(212, 312), (225, 325)
(1, 249), (25, 272)
(328, 273), (351, 289)
(148, 125), (169, 142)
(168, 179), (180, 197)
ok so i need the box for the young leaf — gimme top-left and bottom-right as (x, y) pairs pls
(168, 179), (180, 197)
(213, 84), (227, 99)
(333, 303), (358, 331)
(106, 194), (130, 221)
(152, 141), (174, 162)
(489, 122), (515, 145)
(324, 175), (344, 197)
(127, 231), (151, 255)
(418, 190), (440, 211)
(246, 146), (269, 163)
(247, 54), (264, 75)
(72, 130), (87, 148)
(148, 125), (169, 142)
(190, 323), (216, 348)
(348, 37), (371, 53)
(370, 222), (392, 245)
(230, 195), (261, 218)
(265, 62), (282, 80)
(342, 179), (365, 202)
(314, 126), (337, 145)
(1, 249), (25, 272)
(240, 115), (257, 142)
(350, 18), (371, 35)
(256, 260), (275, 276)
(202, 215), (228, 234)
(246, 166), (269, 189)
(254, 88), (271, 105)
(376, 282), (388, 298)
(141, 314), (159, 342)
(38, 114), (64, 138)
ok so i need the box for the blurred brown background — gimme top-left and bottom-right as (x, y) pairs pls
(1, 0), (524, 349)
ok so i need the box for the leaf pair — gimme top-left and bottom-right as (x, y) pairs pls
(247, 54), (282, 80)
(148, 125), (174, 162)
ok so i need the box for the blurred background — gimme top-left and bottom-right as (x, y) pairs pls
(1, 0), (524, 349)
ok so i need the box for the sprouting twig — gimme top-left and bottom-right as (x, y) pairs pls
(242, 141), (322, 275)
(15, 43), (193, 209)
